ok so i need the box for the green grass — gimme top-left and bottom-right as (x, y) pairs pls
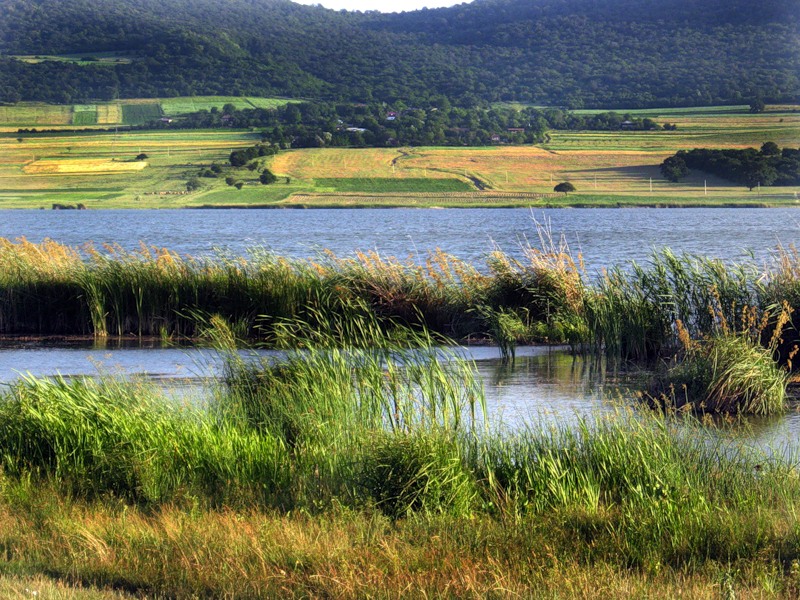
(246, 97), (297, 109)
(120, 103), (162, 125)
(314, 177), (474, 193)
(572, 105), (753, 116)
(0, 97), (294, 129)
(160, 96), (294, 116)
(0, 128), (259, 208)
(190, 184), (299, 206)
(0, 103), (72, 126)
(72, 105), (99, 126)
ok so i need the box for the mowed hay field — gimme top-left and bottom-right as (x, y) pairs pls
(0, 104), (72, 127)
(23, 158), (148, 174)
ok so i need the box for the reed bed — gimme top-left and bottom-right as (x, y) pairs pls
(645, 332), (788, 414)
(6, 235), (800, 414)
(0, 237), (582, 344)
(4, 236), (800, 594)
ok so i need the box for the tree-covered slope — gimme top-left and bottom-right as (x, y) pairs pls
(0, 0), (797, 107)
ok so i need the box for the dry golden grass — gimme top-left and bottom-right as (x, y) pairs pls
(0, 499), (792, 599)
(95, 103), (123, 125)
(0, 575), (133, 599)
(23, 159), (148, 175)
(275, 146), (689, 194)
(271, 147), (455, 180)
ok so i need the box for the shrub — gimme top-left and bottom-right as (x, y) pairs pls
(361, 433), (477, 518)
(645, 332), (787, 415)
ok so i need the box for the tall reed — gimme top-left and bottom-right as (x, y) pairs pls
(212, 312), (485, 511)
(0, 374), (290, 506)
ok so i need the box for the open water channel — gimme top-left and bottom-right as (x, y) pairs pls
(1, 208), (800, 452)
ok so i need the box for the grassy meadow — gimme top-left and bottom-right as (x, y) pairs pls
(0, 101), (798, 207)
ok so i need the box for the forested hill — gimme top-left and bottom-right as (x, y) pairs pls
(0, 0), (798, 108)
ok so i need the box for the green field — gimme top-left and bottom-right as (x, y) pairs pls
(120, 103), (162, 125)
(0, 104), (797, 208)
(0, 128), (262, 208)
(160, 96), (294, 116)
(0, 103), (72, 126)
(71, 105), (98, 126)
(11, 52), (134, 66)
(188, 184), (300, 206)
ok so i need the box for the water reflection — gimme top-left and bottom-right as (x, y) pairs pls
(1, 341), (799, 452)
(474, 349), (643, 427)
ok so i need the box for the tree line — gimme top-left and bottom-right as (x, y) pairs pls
(661, 144), (800, 190)
(145, 102), (677, 148)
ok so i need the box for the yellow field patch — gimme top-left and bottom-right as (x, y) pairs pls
(0, 104), (72, 126)
(96, 104), (123, 125)
(23, 159), (148, 174)
(274, 145), (683, 194)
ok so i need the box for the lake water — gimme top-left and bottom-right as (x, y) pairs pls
(1, 341), (797, 454)
(2, 207), (800, 452)
(3, 207), (800, 269)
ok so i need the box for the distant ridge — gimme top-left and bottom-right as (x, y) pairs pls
(0, 0), (798, 107)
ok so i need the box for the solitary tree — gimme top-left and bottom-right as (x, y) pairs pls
(749, 98), (766, 113)
(554, 182), (576, 194)
(760, 141), (780, 156)
(186, 177), (201, 191)
(660, 155), (689, 182)
(135, 153), (148, 161)
(260, 168), (278, 185)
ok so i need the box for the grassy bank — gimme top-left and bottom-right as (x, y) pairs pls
(1, 324), (799, 597)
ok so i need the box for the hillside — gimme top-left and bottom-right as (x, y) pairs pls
(0, 0), (798, 108)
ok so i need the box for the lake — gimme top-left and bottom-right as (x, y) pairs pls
(3, 207), (799, 269)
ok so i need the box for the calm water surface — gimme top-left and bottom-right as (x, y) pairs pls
(1, 342), (797, 454)
(2, 207), (800, 268)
